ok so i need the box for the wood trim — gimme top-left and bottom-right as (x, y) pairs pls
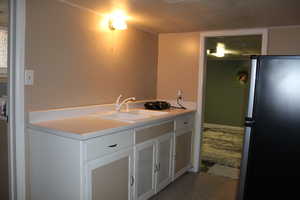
(9, 0), (26, 199)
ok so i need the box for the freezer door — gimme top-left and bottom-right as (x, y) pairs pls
(241, 56), (300, 199)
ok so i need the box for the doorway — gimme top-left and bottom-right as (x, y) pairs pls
(0, 0), (9, 199)
(200, 35), (262, 178)
(193, 29), (268, 176)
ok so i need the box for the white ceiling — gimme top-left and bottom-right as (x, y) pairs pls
(67, 0), (300, 33)
(1, 0), (299, 32)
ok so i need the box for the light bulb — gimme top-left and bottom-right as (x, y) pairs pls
(215, 43), (225, 57)
(109, 10), (128, 30)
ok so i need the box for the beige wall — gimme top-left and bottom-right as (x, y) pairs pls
(268, 26), (300, 55)
(157, 26), (300, 101)
(25, 0), (158, 111)
(26, 0), (300, 112)
(157, 32), (200, 101)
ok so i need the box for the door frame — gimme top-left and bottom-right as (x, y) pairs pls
(192, 28), (268, 172)
(8, 0), (26, 199)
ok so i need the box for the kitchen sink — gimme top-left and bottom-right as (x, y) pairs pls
(125, 109), (167, 116)
(95, 109), (168, 123)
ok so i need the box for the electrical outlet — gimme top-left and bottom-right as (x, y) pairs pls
(25, 70), (34, 85)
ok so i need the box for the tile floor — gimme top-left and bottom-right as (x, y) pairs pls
(150, 172), (238, 200)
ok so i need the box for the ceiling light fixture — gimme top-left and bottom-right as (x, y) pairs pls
(215, 43), (225, 57)
(108, 10), (128, 31)
(207, 43), (226, 57)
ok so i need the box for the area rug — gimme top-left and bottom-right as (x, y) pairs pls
(208, 164), (240, 179)
(200, 124), (244, 178)
(201, 124), (244, 168)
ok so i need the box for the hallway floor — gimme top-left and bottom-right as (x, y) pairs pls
(150, 173), (238, 200)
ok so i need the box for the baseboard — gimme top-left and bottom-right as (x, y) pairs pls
(173, 164), (193, 181)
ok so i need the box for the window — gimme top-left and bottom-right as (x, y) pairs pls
(0, 27), (8, 76)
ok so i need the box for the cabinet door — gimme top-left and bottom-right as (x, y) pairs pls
(174, 130), (192, 180)
(156, 133), (173, 193)
(85, 148), (134, 200)
(134, 141), (156, 200)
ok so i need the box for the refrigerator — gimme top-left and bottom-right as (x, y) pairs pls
(238, 55), (300, 199)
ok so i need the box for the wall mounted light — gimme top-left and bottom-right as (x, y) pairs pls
(108, 10), (128, 31)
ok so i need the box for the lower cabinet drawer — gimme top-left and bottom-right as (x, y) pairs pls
(135, 121), (174, 144)
(175, 114), (194, 130)
(84, 129), (134, 161)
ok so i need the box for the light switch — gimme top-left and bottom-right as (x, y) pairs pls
(25, 70), (34, 85)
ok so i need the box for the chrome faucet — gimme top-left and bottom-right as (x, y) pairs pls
(115, 95), (136, 111)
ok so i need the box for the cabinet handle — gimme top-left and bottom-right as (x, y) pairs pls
(108, 144), (118, 148)
(130, 176), (135, 186)
(184, 122), (188, 125)
(158, 163), (161, 171)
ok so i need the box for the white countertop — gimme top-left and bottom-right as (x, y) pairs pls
(28, 108), (196, 140)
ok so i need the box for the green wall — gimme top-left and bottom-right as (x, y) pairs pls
(204, 60), (249, 127)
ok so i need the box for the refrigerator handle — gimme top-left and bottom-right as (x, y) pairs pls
(244, 117), (255, 127)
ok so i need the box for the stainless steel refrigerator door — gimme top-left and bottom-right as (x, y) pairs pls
(0, 118), (8, 200)
(237, 57), (257, 200)
(239, 56), (300, 200)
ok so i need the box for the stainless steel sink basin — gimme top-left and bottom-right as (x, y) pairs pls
(95, 109), (168, 123)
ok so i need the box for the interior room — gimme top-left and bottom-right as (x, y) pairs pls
(2, 0), (300, 199)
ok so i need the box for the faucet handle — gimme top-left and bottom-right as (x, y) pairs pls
(116, 94), (123, 105)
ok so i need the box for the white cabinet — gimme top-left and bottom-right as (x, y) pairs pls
(84, 129), (133, 162)
(85, 148), (134, 200)
(170, 114), (194, 181)
(173, 128), (193, 180)
(156, 133), (173, 192)
(134, 133), (173, 200)
(134, 122), (174, 200)
(134, 141), (156, 200)
(28, 128), (135, 200)
(29, 129), (82, 200)
(28, 113), (194, 200)
(175, 114), (193, 130)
